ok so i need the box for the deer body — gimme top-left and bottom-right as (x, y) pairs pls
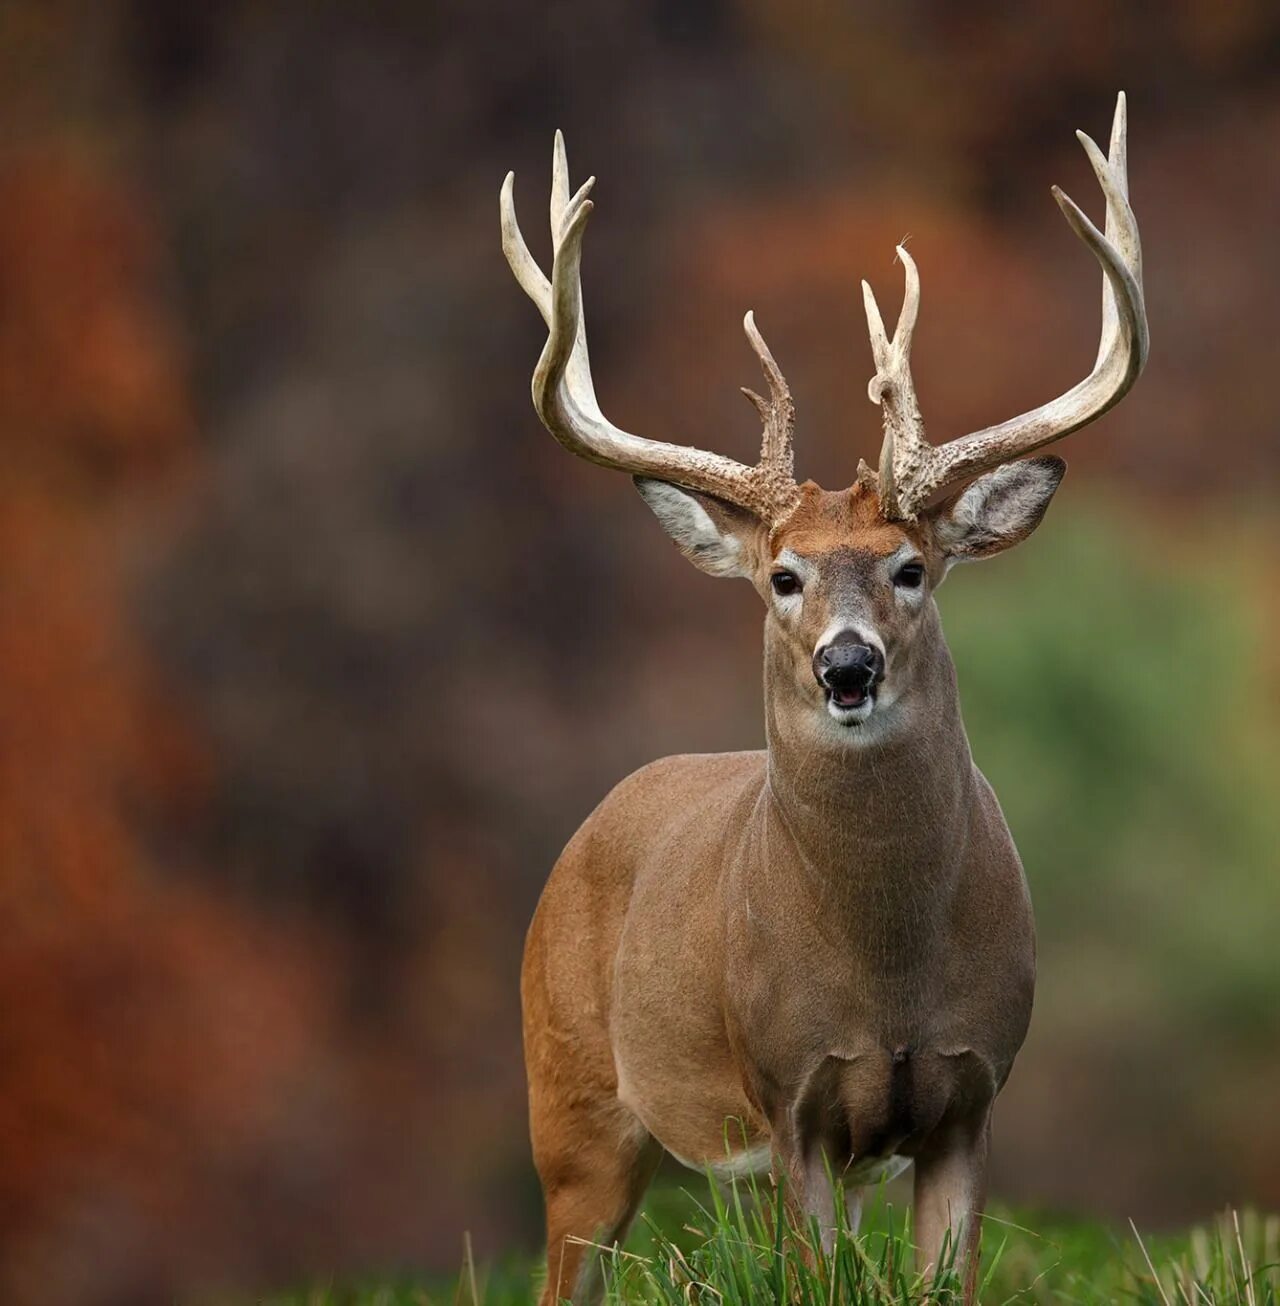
(523, 488), (1035, 1301)
(502, 98), (1147, 1304)
(531, 691), (1037, 1164)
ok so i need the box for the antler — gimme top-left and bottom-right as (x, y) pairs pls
(501, 133), (801, 524)
(861, 92), (1149, 521)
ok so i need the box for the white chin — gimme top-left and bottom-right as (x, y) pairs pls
(825, 696), (875, 727)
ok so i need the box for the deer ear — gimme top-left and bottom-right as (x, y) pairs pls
(633, 477), (764, 579)
(930, 456), (1066, 563)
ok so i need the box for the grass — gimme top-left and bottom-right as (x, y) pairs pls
(253, 1173), (1280, 1306)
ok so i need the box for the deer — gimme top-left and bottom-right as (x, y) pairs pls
(499, 93), (1146, 1305)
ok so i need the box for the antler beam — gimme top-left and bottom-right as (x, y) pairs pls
(501, 134), (801, 524)
(862, 92), (1149, 520)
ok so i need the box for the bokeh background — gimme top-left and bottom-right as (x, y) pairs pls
(0, 2), (1277, 1303)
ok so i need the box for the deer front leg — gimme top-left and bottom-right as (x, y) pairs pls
(778, 1132), (870, 1256)
(532, 1091), (661, 1306)
(912, 1112), (990, 1302)
(795, 1146), (840, 1251)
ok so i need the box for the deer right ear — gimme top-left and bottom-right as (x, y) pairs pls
(633, 477), (764, 579)
(929, 456), (1066, 564)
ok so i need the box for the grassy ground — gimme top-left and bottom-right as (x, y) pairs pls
(254, 1175), (1280, 1306)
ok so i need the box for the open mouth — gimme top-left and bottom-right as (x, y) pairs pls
(828, 685), (870, 710)
(825, 683), (877, 721)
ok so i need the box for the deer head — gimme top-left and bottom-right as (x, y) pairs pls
(501, 95), (1147, 744)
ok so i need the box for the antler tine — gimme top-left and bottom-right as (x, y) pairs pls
(550, 129), (571, 235)
(501, 136), (603, 420)
(1086, 91), (1140, 370)
(501, 129), (578, 319)
(500, 170), (551, 322)
(862, 245), (927, 519)
(867, 94), (1148, 520)
(741, 311), (795, 479)
(500, 135), (803, 523)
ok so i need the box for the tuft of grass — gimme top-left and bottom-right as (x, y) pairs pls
(253, 1176), (1279, 1305)
(593, 1165), (970, 1305)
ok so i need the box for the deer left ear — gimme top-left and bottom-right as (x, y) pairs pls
(633, 477), (764, 579)
(930, 456), (1066, 563)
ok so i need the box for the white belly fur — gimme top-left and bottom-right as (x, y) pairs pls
(663, 1140), (772, 1178)
(844, 1153), (912, 1186)
(665, 1141), (911, 1187)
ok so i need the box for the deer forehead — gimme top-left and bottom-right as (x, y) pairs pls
(770, 483), (924, 566)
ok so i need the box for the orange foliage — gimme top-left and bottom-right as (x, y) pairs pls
(0, 153), (331, 1305)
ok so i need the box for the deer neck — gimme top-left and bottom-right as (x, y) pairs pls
(761, 615), (975, 900)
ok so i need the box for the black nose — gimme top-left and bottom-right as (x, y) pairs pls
(813, 636), (885, 690)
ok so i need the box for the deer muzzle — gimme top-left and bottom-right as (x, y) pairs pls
(813, 635), (885, 711)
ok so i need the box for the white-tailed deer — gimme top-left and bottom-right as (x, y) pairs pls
(500, 94), (1146, 1304)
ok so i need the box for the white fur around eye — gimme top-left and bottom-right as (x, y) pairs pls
(887, 546), (926, 606)
(770, 549), (811, 619)
(894, 575), (926, 608)
(772, 588), (802, 619)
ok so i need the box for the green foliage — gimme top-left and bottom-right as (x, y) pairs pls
(253, 1176), (1280, 1304)
(596, 1170), (970, 1305)
(940, 505), (1280, 1039)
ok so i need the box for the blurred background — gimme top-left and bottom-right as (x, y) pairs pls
(0, 1), (1277, 1302)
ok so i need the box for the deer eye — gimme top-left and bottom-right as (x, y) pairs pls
(894, 561), (925, 589)
(771, 570), (801, 597)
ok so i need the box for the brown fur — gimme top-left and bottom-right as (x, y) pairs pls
(523, 475), (1055, 1303)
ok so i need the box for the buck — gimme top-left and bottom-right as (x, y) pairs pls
(500, 94), (1146, 1304)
